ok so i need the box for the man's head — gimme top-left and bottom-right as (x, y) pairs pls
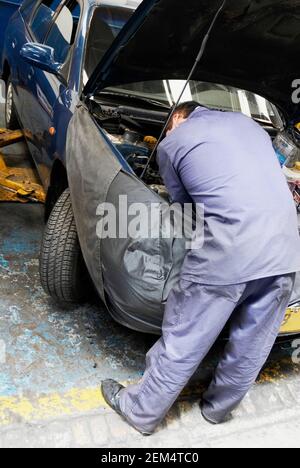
(166, 101), (200, 136)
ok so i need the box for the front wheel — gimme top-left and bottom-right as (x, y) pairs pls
(40, 189), (91, 304)
(5, 80), (19, 130)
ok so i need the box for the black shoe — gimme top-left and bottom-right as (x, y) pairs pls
(101, 379), (124, 416)
(101, 380), (153, 436)
(201, 408), (219, 425)
(200, 401), (233, 425)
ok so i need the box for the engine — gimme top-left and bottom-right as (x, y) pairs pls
(107, 128), (163, 185)
(93, 101), (169, 199)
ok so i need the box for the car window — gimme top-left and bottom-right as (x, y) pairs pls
(83, 5), (134, 85)
(45, 1), (81, 65)
(30, 0), (61, 43)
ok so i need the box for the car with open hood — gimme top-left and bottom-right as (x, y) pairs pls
(2, 0), (300, 336)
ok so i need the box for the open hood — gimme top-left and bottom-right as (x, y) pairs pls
(84, 0), (300, 117)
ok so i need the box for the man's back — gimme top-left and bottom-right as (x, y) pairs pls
(158, 106), (300, 285)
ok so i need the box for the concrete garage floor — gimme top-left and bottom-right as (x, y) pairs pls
(1, 83), (300, 448)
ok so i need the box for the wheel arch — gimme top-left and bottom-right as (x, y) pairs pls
(1, 60), (10, 84)
(45, 159), (69, 221)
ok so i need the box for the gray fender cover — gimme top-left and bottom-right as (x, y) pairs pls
(66, 105), (187, 333)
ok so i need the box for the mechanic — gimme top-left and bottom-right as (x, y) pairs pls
(102, 102), (300, 435)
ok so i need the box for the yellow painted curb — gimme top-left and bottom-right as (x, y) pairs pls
(0, 382), (201, 427)
(0, 387), (109, 427)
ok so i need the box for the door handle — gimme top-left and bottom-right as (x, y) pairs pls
(28, 67), (35, 80)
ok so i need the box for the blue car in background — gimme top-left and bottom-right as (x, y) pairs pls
(0, 0), (21, 58)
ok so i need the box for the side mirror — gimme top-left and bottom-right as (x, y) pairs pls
(20, 43), (63, 76)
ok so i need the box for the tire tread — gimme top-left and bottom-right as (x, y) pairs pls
(40, 189), (87, 303)
(5, 79), (19, 130)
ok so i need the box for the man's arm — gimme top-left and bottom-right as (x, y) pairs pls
(157, 146), (193, 205)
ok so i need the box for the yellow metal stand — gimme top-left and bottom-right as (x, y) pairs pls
(0, 129), (45, 203)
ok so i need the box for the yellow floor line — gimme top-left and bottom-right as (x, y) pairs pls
(0, 358), (298, 427)
(0, 387), (109, 427)
(0, 382), (202, 427)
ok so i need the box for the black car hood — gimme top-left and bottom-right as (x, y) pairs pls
(84, 0), (300, 117)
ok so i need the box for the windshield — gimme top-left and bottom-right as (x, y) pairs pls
(104, 80), (282, 127)
(83, 5), (134, 85)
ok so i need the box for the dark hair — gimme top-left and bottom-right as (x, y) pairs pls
(166, 101), (200, 132)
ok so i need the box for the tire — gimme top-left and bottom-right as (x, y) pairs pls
(5, 79), (19, 130)
(40, 189), (90, 304)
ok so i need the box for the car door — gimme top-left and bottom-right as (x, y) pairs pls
(14, 1), (60, 125)
(20, 0), (81, 187)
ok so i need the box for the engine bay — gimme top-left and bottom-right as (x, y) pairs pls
(91, 99), (170, 198)
(108, 129), (159, 181)
(91, 97), (291, 205)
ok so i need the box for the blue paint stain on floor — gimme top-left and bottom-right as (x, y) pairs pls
(0, 203), (153, 398)
(1, 230), (39, 256)
(0, 254), (9, 271)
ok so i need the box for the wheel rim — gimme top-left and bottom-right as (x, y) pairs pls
(5, 83), (13, 124)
